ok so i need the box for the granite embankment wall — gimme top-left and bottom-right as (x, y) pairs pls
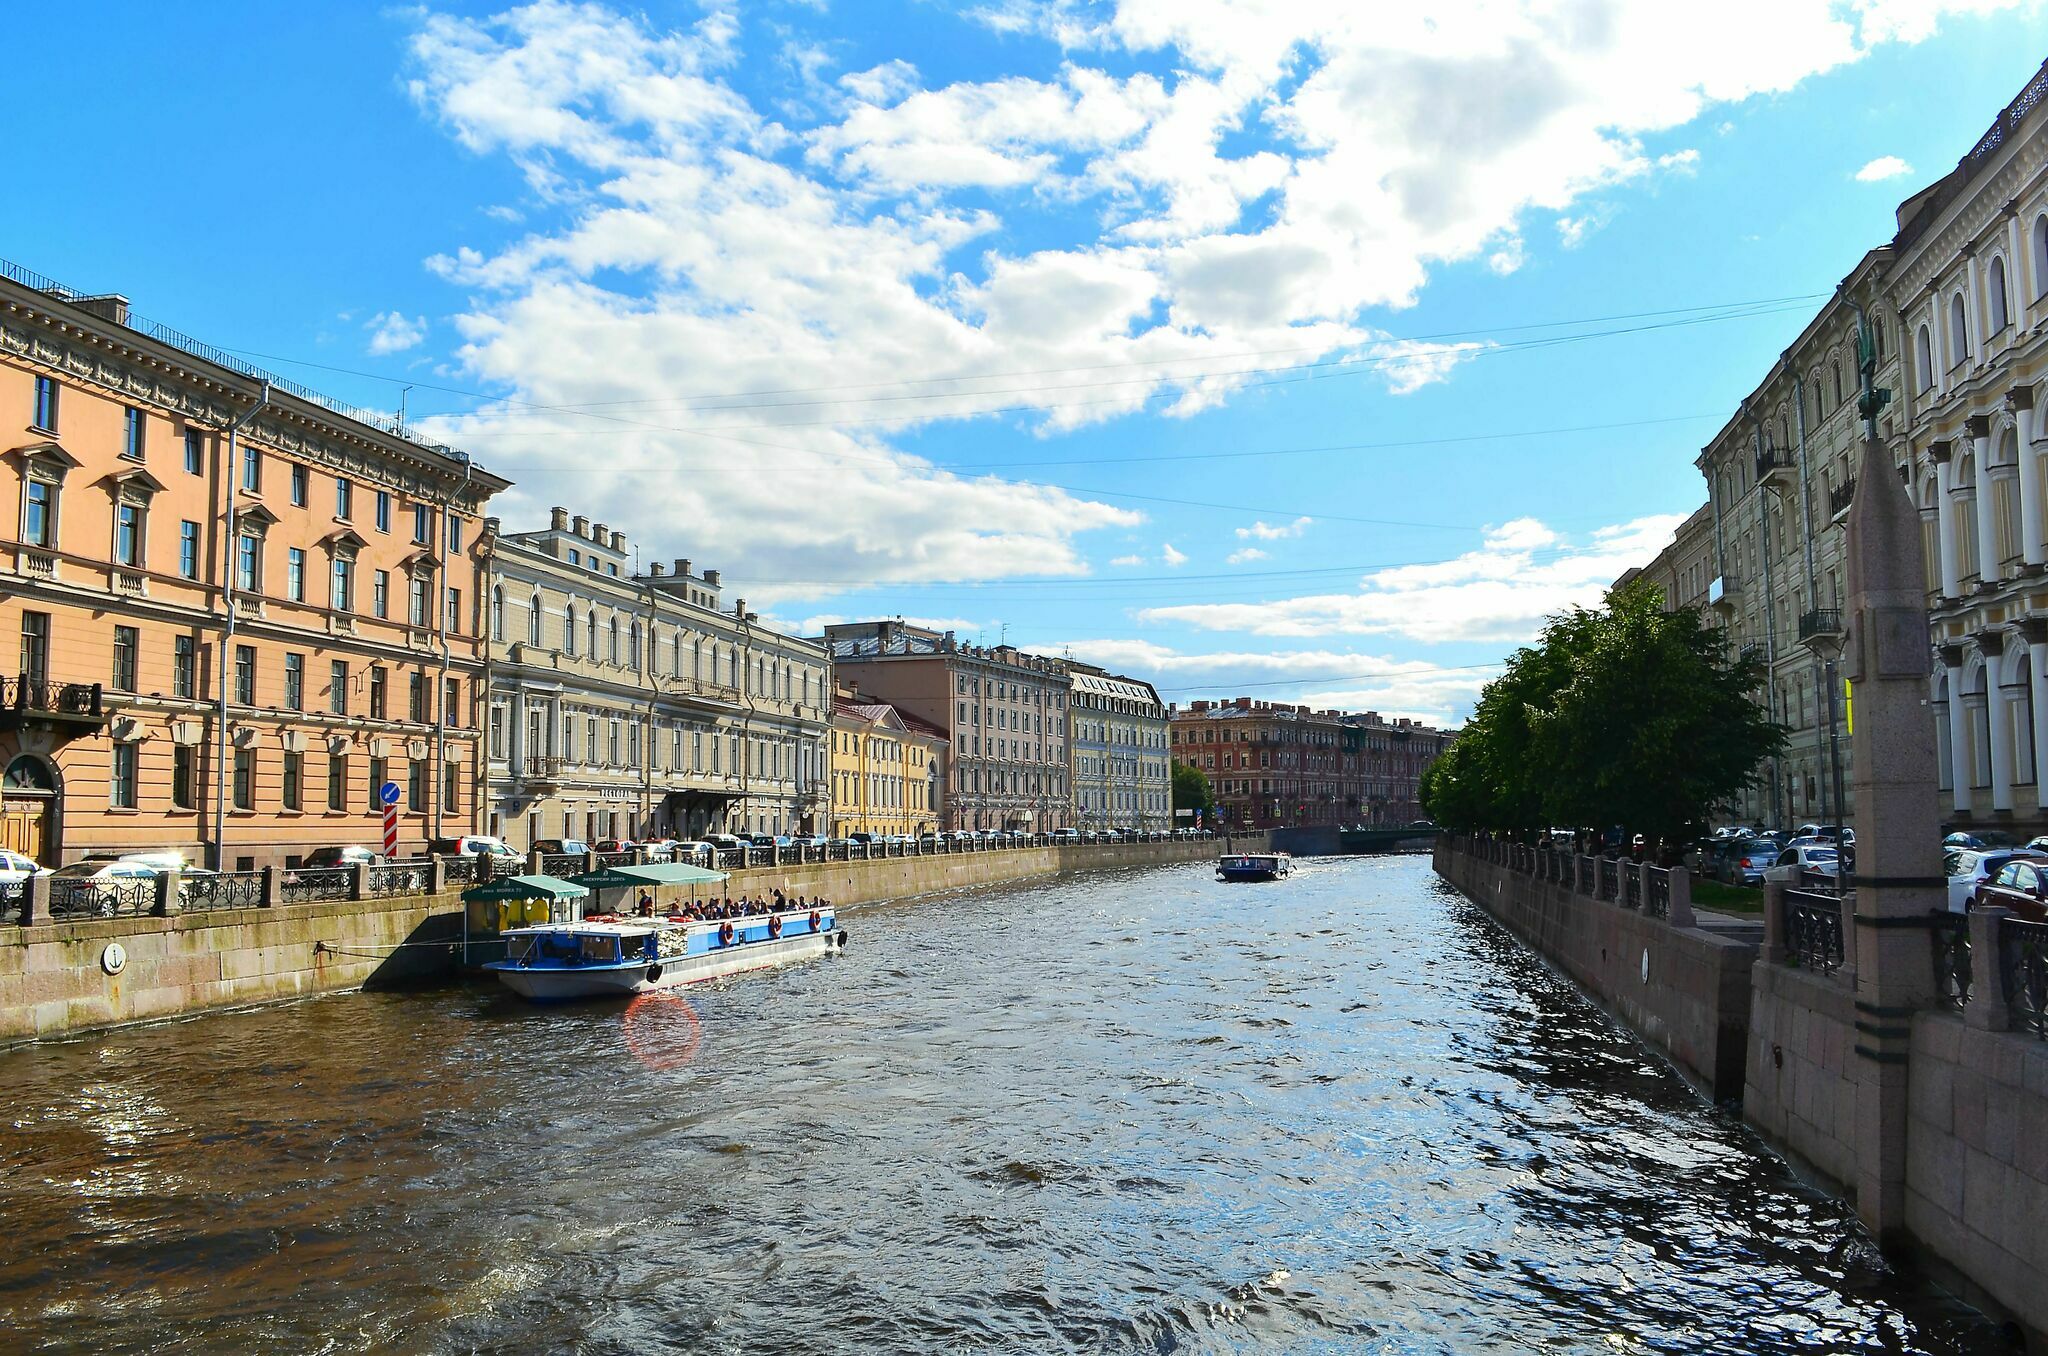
(1435, 838), (1757, 1100)
(0, 835), (1250, 1044)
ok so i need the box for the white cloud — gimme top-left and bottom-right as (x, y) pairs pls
(1226, 546), (1268, 564)
(839, 59), (921, 106)
(366, 311), (428, 355)
(1161, 542), (1188, 566)
(1109, 553), (1145, 566)
(1854, 154), (1913, 181)
(1138, 512), (1687, 644)
(1556, 205), (1616, 249)
(1236, 516), (1313, 541)
(1048, 637), (1490, 724)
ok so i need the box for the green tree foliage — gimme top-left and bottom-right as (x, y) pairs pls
(1171, 762), (1214, 816)
(1421, 582), (1784, 840)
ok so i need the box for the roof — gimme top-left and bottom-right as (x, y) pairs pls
(896, 709), (950, 744)
(572, 862), (728, 889)
(462, 874), (589, 902)
(1070, 670), (1162, 706)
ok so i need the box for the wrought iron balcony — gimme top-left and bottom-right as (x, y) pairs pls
(517, 754), (565, 786)
(1755, 447), (1797, 490)
(1798, 609), (1844, 644)
(0, 674), (106, 734)
(1707, 574), (1741, 616)
(1827, 478), (1856, 522)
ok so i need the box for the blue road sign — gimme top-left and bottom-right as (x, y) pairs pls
(379, 780), (402, 807)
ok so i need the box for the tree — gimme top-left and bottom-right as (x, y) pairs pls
(1171, 762), (1214, 818)
(1421, 581), (1784, 841)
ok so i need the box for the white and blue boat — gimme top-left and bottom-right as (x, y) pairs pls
(1217, 851), (1292, 882)
(486, 907), (844, 1002)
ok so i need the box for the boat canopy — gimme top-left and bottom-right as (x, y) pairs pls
(569, 862), (730, 891)
(461, 873), (591, 903)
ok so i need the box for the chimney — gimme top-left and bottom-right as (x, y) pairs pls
(650, 562), (665, 576)
(746, 611), (758, 623)
(674, 559), (691, 578)
(734, 597), (747, 617)
(703, 569), (720, 588)
(591, 521), (607, 545)
(70, 293), (131, 326)
(550, 507), (569, 531)
(610, 529), (626, 551)
(571, 515), (589, 538)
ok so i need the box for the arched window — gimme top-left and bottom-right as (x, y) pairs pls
(491, 586), (504, 641)
(529, 595), (542, 647)
(609, 616), (619, 665)
(2035, 216), (2048, 301)
(565, 605), (578, 656)
(587, 609), (598, 657)
(672, 631), (682, 675)
(1830, 361), (1843, 410)
(1988, 256), (2010, 334)
(1875, 314), (1886, 359)
(1951, 292), (1969, 365)
(629, 621), (640, 672)
(1811, 380), (1823, 424)
(1917, 325), (1934, 391)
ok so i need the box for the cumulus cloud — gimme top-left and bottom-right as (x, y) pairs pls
(1236, 516), (1313, 540)
(1049, 637), (1491, 724)
(1161, 542), (1188, 566)
(1226, 546), (1267, 564)
(1854, 154), (1913, 181)
(366, 311), (428, 355)
(1138, 513), (1687, 644)
(1109, 553), (1145, 566)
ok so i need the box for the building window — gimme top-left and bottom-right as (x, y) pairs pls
(184, 429), (204, 475)
(1989, 257), (2010, 335)
(446, 587), (461, 635)
(32, 375), (58, 433)
(409, 671), (427, 723)
(373, 570), (390, 619)
(369, 667), (387, 719)
(290, 463), (308, 507)
(111, 626), (138, 692)
(374, 490), (391, 532)
(565, 607), (578, 656)
(407, 759), (426, 811)
(490, 705), (505, 759)
(368, 756), (387, 811)
(241, 443), (261, 493)
(409, 575), (429, 627)
(335, 477), (353, 520)
(110, 743), (137, 808)
(491, 587), (505, 642)
(23, 479), (55, 547)
(444, 677), (459, 726)
(234, 645), (255, 704)
(172, 745), (196, 809)
(233, 749), (255, 810)
(114, 503), (143, 567)
(443, 756), (459, 812)
(328, 755), (347, 811)
(123, 407), (146, 461)
(284, 653), (304, 710)
(412, 504), (432, 546)
(282, 751), (302, 811)
(237, 531), (261, 591)
(446, 515), (462, 553)
(530, 595), (542, 647)
(330, 660), (348, 714)
(1950, 292), (1969, 365)
(331, 555), (354, 611)
(179, 520), (200, 579)
(173, 636), (196, 699)
(287, 547), (306, 601)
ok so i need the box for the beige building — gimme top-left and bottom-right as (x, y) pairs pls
(484, 510), (831, 845)
(829, 686), (946, 838)
(0, 260), (507, 869)
(1066, 664), (1170, 830)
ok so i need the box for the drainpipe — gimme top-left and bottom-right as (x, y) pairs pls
(214, 382), (270, 871)
(1746, 398), (1786, 830)
(433, 450), (472, 843)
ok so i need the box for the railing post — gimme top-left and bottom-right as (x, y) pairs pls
(22, 873), (48, 925)
(351, 862), (371, 901)
(631, 845), (648, 866)
(155, 869), (181, 917)
(582, 849), (597, 876)
(1668, 868), (1696, 929)
(1967, 905), (2011, 1032)
(1761, 880), (1786, 965)
(260, 866), (282, 909)
(1836, 891), (1858, 987)
(528, 847), (546, 877)
(427, 857), (447, 896)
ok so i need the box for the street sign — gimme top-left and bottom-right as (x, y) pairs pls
(382, 803), (399, 857)
(379, 781), (402, 807)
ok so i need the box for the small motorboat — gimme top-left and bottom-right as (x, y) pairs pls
(485, 907), (843, 1002)
(1217, 852), (1293, 882)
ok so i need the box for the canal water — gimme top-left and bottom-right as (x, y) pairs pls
(0, 856), (2010, 1353)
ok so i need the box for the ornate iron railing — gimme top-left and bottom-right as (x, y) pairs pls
(1576, 856), (1593, 895)
(1999, 916), (2048, 1039)
(1597, 858), (1619, 901)
(1931, 912), (1971, 1011)
(1785, 891), (1845, 974)
(182, 870), (266, 910)
(280, 868), (354, 904)
(716, 848), (746, 870)
(593, 851), (635, 869)
(1623, 864), (1642, 909)
(1797, 609), (1843, 643)
(49, 876), (155, 919)
(369, 861), (429, 897)
(2, 674), (104, 720)
(1645, 867), (1671, 919)
(0, 879), (24, 924)
(539, 852), (584, 877)
(438, 855), (480, 886)
(1827, 478), (1856, 520)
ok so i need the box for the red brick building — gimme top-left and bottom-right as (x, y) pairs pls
(1170, 697), (1453, 830)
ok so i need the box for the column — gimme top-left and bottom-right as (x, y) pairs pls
(2016, 387), (2042, 569)
(1942, 646), (1973, 815)
(2008, 204), (2031, 335)
(1965, 246), (1984, 370)
(2026, 623), (2048, 814)
(1981, 634), (2014, 812)
(508, 690), (526, 773)
(1933, 442), (1962, 597)
(1970, 414), (1997, 586)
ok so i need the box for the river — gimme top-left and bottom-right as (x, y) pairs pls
(0, 856), (2010, 1353)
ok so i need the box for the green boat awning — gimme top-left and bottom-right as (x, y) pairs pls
(462, 873), (591, 903)
(570, 862), (729, 891)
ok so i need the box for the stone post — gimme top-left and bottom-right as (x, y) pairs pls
(1840, 427), (1947, 1246)
(1668, 868), (1696, 929)
(632, 845), (648, 866)
(155, 869), (181, 917)
(23, 873), (49, 925)
(581, 849), (597, 875)
(351, 862), (371, 901)
(427, 857), (447, 896)
(1966, 905), (2012, 1033)
(1836, 888), (1858, 989)
(1762, 880), (1786, 966)
(260, 865), (282, 908)
(527, 847), (546, 876)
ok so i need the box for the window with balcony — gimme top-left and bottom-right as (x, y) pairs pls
(111, 626), (137, 692)
(32, 375), (58, 433)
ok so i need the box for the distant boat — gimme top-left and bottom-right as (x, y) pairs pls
(1217, 852), (1293, 882)
(485, 908), (843, 1002)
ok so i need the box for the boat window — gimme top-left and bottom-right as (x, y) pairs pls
(581, 935), (620, 963)
(504, 935), (534, 963)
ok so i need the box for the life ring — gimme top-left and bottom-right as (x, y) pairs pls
(718, 921), (735, 947)
(808, 910), (822, 933)
(587, 913), (619, 923)
(768, 914), (784, 939)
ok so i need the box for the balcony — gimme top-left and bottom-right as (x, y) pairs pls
(517, 754), (565, 788)
(1707, 574), (1741, 618)
(1827, 478), (1856, 524)
(1797, 609), (1844, 645)
(1755, 447), (1797, 492)
(0, 674), (106, 736)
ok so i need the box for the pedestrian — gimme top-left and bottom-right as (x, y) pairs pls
(636, 889), (655, 917)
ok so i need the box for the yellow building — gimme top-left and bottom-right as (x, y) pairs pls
(829, 687), (946, 838)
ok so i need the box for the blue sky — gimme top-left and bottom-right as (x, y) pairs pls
(5, 1), (2042, 723)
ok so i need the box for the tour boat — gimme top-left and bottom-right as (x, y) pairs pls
(1217, 852), (1293, 882)
(485, 907), (843, 1002)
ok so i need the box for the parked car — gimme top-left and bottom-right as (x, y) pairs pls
(0, 849), (50, 884)
(1049, 828), (1079, 844)
(703, 834), (746, 852)
(1975, 857), (2048, 922)
(1708, 837), (1778, 886)
(300, 845), (384, 870)
(1764, 844), (1841, 888)
(46, 858), (160, 913)
(1946, 830), (2024, 851)
(1946, 847), (2048, 912)
(427, 835), (522, 861)
(666, 840), (715, 864)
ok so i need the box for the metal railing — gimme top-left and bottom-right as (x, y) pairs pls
(1931, 912), (1971, 1011)
(182, 871), (266, 910)
(539, 852), (584, 877)
(1597, 857), (1619, 901)
(368, 861), (429, 897)
(3, 674), (104, 720)
(593, 851), (635, 869)
(1828, 478), (1856, 519)
(48, 876), (155, 919)
(1622, 864), (1642, 909)
(0, 879), (23, 924)
(1798, 609), (1844, 642)
(280, 868), (354, 904)
(1645, 867), (1670, 919)
(438, 855), (480, 886)
(1754, 447), (1795, 481)
(2000, 916), (2048, 1039)
(1785, 891), (1845, 974)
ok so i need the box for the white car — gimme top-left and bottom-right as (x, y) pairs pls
(1945, 847), (2048, 912)
(669, 840), (717, 864)
(1764, 843), (1841, 887)
(0, 849), (49, 885)
(46, 859), (160, 914)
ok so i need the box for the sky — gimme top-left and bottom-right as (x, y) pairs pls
(4, 1), (2043, 726)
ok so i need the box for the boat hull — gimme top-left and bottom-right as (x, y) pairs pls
(486, 918), (837, 1002)
(1217, 867), (1287, 882)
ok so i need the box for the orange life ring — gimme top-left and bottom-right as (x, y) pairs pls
(718, 921), (735, 947)
(586, 913), (619, 923)
(808, 910), (822, 933)
(768, 914), (784, 939)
